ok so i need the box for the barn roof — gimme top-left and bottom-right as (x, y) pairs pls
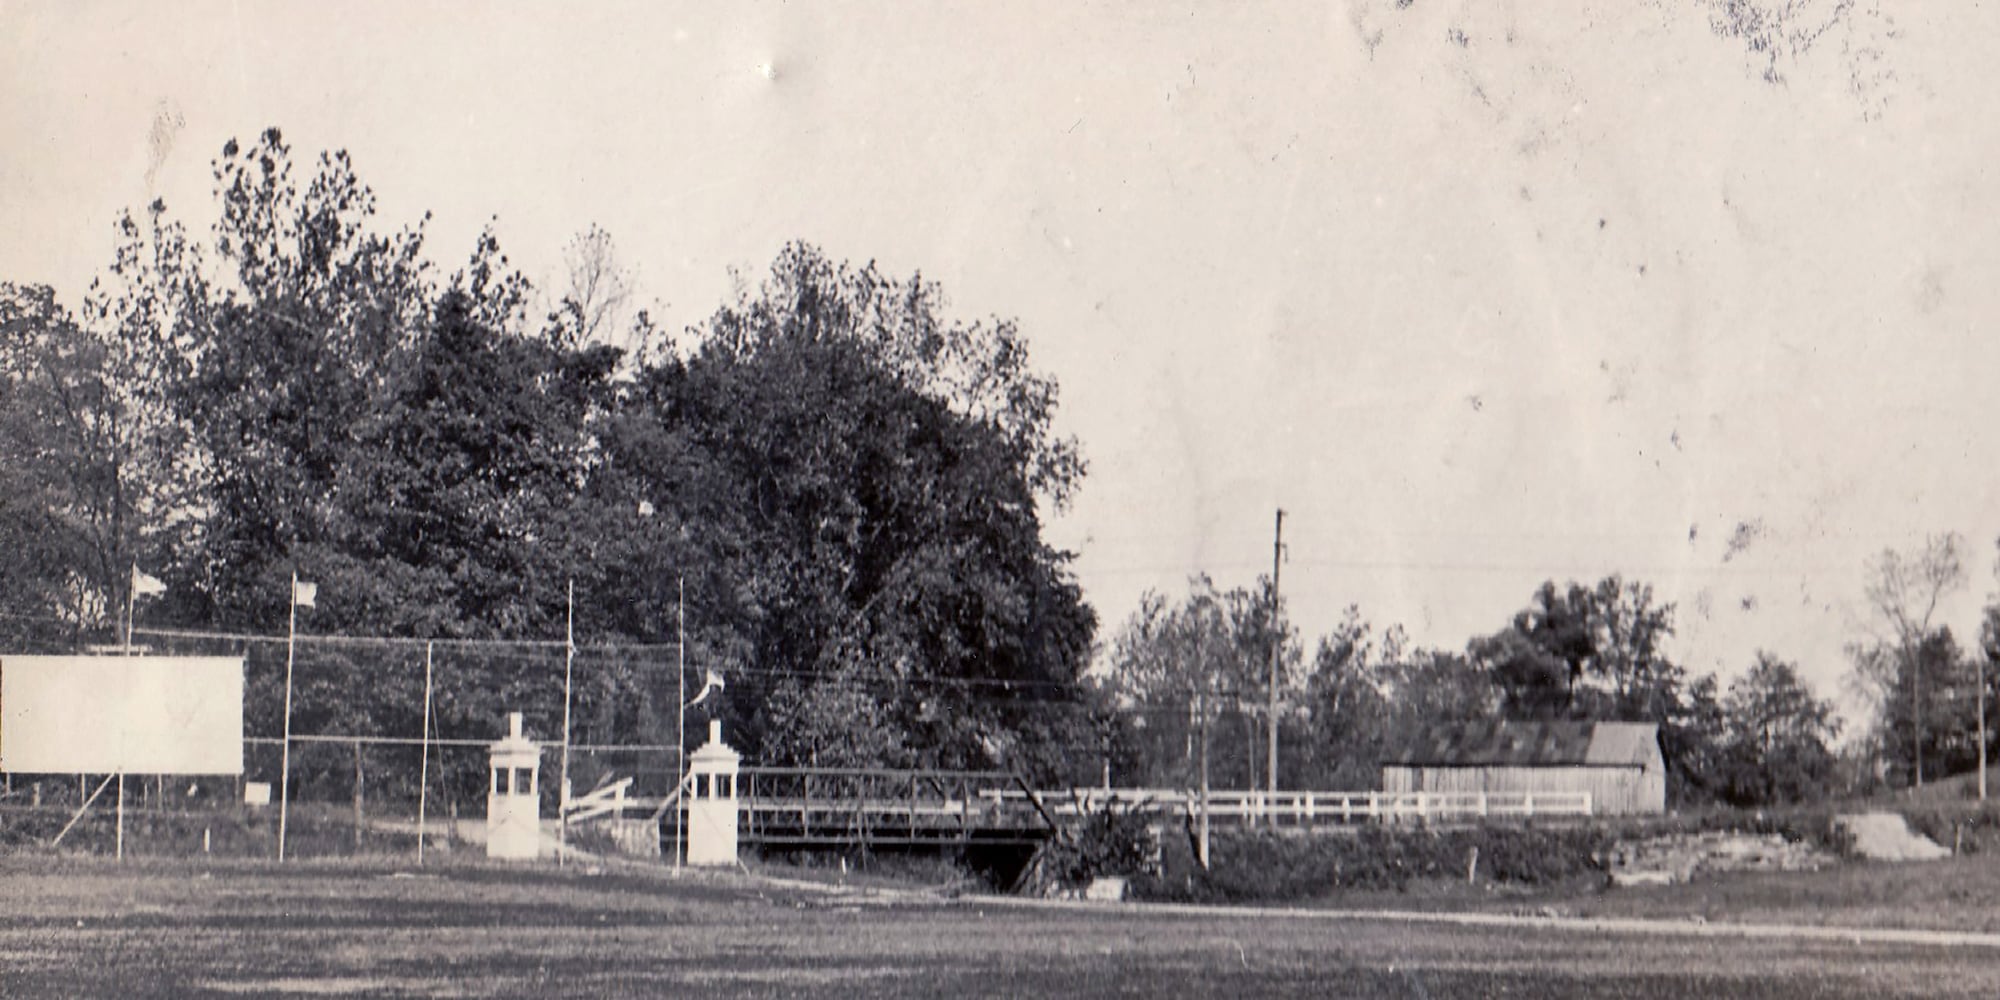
(1384, 720), (1658, 768)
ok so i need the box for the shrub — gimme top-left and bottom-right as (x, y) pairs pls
(1130, 824), (1611, 903)
(1036, 803), (1159, 890)
(1899, 803), (2000, 855)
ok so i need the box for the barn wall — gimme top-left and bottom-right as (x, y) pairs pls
(1379, 764), (1663, 816)
(1382, 767), (1415, 795)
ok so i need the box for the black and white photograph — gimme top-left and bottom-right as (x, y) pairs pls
(2, 1), (1998, 996)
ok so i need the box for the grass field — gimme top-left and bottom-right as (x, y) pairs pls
(4, 857), (2000, 998)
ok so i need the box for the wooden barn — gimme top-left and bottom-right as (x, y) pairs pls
(1380, 720), (1666, 816)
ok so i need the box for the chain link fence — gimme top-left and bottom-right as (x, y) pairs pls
(1, 629), (694, 860)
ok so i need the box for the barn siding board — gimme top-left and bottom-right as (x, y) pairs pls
(1379, 722), (1667, 816)
(1382, 764), (1659, 815)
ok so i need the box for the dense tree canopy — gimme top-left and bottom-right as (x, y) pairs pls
(1715, 652), (1840, 806)
(0, 129), (1096, 783)
(0, 125), (1914, 811)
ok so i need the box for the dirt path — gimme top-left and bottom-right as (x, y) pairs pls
(974, 895), (2000, 950)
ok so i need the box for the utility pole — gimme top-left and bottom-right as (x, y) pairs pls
(1266, 508), (1284, 813)
(1196, 636), (1211, 872)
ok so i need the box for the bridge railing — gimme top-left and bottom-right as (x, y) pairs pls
(981, 788), (1593, 824)
(734, 766), (1055, 846)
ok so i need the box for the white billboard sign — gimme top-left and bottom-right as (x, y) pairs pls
(1, 655), (244, 775)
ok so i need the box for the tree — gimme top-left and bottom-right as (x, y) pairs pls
(1471, 576), (1722, 805)
(600, 242), (1096, 778)
(1717, 653), (1840, 806)
(171, 129), (441, 629)
(550, 223), (649, 358)
(1471, 576), (1680, 721)
(1101, 583), (1224, 790)
(0, 284), (111, 644)
(0, 197), (209, 647)
(1849, 533), (1968, 787)
(1665, 673), (1728, 805)
(1294, 607), (1393, 789)
(1860, 626), (1992, 787)
(1587, 577), (1679, 719)
(1488, 581), (1597, 716)
(16, 130), (1101, 785)
(1288, 607), (1502, 790)
(1098, 575), (1301, 790)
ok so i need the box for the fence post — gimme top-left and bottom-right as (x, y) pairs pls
(1524, 793), (1534, 818)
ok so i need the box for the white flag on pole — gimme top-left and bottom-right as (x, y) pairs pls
(131, 566), (166, 598)
(687, 669), (725, 708)
(293, 579), (317, 609)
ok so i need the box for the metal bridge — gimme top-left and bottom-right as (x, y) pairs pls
(734, 767), (1058, 848)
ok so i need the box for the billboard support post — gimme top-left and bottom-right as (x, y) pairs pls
(50, 774), (116, 848)
(417, 642), (434, 865)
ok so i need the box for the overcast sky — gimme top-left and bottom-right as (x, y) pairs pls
(4, 1), (1997, 710)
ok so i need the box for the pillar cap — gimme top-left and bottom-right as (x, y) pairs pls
(689, 718), (740, 767)
(489, 712), (541, 764)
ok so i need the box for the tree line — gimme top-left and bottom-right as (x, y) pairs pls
(1097, 572), (1845, 808)
(1101, 531), (2000, 809)
(2, 127), (1981, 806)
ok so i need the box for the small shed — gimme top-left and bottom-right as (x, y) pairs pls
(1381, 720), (1666, 816)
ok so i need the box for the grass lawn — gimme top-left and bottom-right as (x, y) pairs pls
(1268, 854), (2000, 936)
(3, 856), (1999, 998)
(1527, 855), (2000, 933)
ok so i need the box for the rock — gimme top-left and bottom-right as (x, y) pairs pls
(1085, 876), (1128, 901)
(1605, 828), (1836, 888)
(1609, 868), (1676, 888)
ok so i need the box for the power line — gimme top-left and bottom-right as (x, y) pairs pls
(1076, 558), (1861, 578)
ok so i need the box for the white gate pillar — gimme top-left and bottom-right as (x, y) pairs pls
(686, 720), (741, 866)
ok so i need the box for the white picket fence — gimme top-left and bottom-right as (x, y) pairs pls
(984, 787), (1592, 824)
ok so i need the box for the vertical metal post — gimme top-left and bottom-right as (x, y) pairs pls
(1197, 686), (1210, 870)
(278, 572), (298, 862)
(124, 565), (137, 655)
(1266, 508), (1284, 811)
(559, 580), (574, 865)
(674, 574), (685, 873)
(115, 773), (124, 861)
(417, 642), (434, 864)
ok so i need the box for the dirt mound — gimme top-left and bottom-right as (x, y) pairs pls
(1836, 812), (1950, 861)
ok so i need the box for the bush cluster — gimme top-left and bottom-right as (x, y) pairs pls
(1036, 806), (1159, 890)
(1131, 824), (1612, 903)
(1899, 803), (2000, 855)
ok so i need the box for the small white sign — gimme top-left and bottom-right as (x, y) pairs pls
(244, 782), (271, 806)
